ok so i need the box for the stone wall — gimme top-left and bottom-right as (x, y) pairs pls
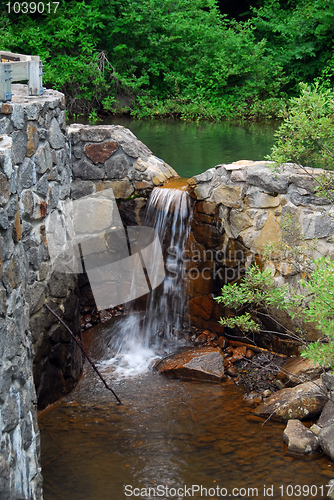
(0, 88), (178, 500)
(0, 85), (71, 500)
(187, 160), (334, 350)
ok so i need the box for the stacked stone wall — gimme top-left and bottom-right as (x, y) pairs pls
(3, 84), (334, 499)
(187, 160), (334, 351)
(0, 84), (74, 499)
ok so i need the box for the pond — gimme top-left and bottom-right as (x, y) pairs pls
(93, 117), (279, 178)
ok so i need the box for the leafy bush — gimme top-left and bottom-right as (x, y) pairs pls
(215, 258), (334, 367)
(270, 83), (334, 171)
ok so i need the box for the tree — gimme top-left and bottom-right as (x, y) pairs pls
(0, 0), (285, 118)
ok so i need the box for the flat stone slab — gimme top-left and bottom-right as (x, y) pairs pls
(254, 379), (328, 422)
(277, 356), (322, 387)
(155, 347), (225, 382)
(283, 419), (320, 454)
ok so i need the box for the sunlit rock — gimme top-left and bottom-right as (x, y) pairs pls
(155, 346), (225, 382)
(254, 379), (327, 422)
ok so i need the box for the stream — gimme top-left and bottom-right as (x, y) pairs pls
(39, 320), (334, 500)
(39, 120), (334, 500)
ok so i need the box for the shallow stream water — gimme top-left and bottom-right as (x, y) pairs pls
(39, 321), (334, 500)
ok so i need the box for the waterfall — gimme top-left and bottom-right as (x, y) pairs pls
(99, 183), (192, 378)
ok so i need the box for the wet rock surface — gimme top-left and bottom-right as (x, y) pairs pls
(155, 346), (225, 382)
(283, 419), (321, 455)
(254, 379), (328, 422)
(277, 356), (323, 387)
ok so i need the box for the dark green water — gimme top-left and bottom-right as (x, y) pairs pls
(99, 118), (278, 178)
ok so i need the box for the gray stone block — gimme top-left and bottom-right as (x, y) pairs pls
(0, 208), (9, 229)
(19, 157), (36, 189)
(6, 197), (17, 218)
(2, 228), (14, 260)
(245, 185), (280, 208)
(70, 180), (95, 199)
(192, 168), (215, 183)
(193, 182), (213, 201)
(11, 104), (24, 129)
(29, 281), (47, 314)
(11, 129), (27, 165)
(80, 126), (111, 142)
(302, 213), (334, 240)
(21, 190), (46, 220)
(37, 128), (48, 140)
(105, 151), (132, 179)
(47, 181), (60, 210)
(0, 117), (12, 135)
(246, 165), (289, 193)
(120, 142), (139, 158)
(34, 172), (49, 196)
(72, 158), (105, 180)
(0, 136), (13, 178)
(72, 143), (83, 159)
(254, 210), (269, 230)
(52, 148), (66, 167)
(0, 172), (10, 206)
(24, 101), (43, 121)
(48, 117), (66, 149)
(32, 142), (53, 174)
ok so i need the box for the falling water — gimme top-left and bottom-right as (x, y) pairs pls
(99, 183), (192, 378)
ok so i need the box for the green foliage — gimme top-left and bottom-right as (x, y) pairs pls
(0, 0), (286, 118)
(300, 257), (334, 365)
(250, 0), (334, 91)
(215, 256), (334, 366)
(88, 109), (99, 123)
(269, 83), (334, 171)
(215, 265), (292, 310)
(1, 0), (334, 118)
(215, 264), (302, 334)
(218, 312), (261, 334)
(216, 79), (334, 367)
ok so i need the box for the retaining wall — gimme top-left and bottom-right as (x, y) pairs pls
(187, 160), (334, 350)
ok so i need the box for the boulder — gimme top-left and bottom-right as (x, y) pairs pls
(319, 423), (334, 461)
(277, 357), (322, 387)
(155, 347), (225, 382)
(283, 419), (320, 454)
(254, 379), (328, 422)
(318, 400), (334, 428)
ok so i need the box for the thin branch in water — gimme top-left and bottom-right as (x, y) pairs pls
(43, 303), (123, 405)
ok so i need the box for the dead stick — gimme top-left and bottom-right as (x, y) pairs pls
(43, 303), (123, 405)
